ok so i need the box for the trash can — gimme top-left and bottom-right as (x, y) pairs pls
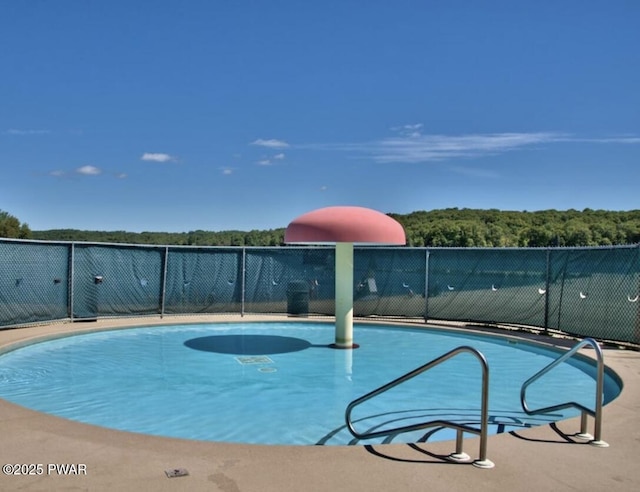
(287, 281), (309, 316)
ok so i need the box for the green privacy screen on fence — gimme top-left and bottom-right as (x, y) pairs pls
(72, 244), (165, 318)
(164, 248), (242, 314)
(1, 239), (639, 345)
(0, 241), (69, 325)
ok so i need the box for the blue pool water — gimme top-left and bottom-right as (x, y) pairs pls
(0, 322), (621, 445)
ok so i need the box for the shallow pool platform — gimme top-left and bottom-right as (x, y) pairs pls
(1, 315), (639, 491)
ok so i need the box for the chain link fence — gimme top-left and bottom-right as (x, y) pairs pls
(1, 239), (638, 346)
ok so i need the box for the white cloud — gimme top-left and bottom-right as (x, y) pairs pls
(370, 132), (565, 163)
(563, 136), (640, 144)
(403, 123), (423, 131)
(141, 152), (174, 162)
(115, 173), (128, 179)
(250, 138), (289, 148)
(220, 167), (234, 175)
(49, 170), (65, 177)
(257, 152), (285, 166)
(5, 128), (50, 135)
(392, 123), (424, 138)
(300, 132), (569, 163)
(76, 165), (102, 175)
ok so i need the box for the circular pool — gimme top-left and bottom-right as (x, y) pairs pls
(0, 322), (621, 445)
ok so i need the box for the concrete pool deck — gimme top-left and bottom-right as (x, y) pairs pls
(0, 315), (639, 491)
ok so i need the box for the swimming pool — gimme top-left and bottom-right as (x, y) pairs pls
(0, 322), (621, 445)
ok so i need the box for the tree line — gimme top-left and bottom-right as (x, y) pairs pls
(388, 208), (640, 247)
(2, 208), (639, 247)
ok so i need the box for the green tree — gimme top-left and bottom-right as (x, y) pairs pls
(0, 210), (32, 239)
(28, 208), (640, 247)
(564, 220), (593, 246)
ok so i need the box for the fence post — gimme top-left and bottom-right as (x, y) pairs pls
(424, 249), (430, 322)
(160, 246), (169, 318)
(69, 243), (75, 323)
(635, 244), (640, 344)
(241, 247), (246, 317)
(544, 248), (551, 335)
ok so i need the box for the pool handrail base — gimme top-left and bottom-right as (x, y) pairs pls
(345, 345), (493, 468)
(520, 337), (606, 445)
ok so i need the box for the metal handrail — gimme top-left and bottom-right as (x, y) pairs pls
(520, 337), (608, 446)
(345, 346), (494, 468)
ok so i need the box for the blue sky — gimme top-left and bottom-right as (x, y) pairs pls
(1, 1), (639, 233)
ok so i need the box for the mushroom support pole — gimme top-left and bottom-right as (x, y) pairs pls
(335, 242), (354, 348)
(284, 207), (405, 347)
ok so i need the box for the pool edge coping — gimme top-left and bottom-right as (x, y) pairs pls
(1, 314), (639, 491)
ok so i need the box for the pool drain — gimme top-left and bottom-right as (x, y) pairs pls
(235, 355), (274, 365)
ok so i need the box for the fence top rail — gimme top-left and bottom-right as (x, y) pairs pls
(0, 238), (336, 250)
(1, 237), (639, 252)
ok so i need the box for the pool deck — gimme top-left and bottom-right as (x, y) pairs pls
(1, 315), (639, 491)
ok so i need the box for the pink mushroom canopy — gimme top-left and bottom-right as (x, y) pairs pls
(285, 206), (406, 245)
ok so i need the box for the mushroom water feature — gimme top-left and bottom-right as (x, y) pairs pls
(285, 206), (406, 348)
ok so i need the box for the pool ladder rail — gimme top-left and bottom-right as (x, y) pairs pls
(345, 346), (495, 469)
(520, 337), (609, 447)
(345, 337), (609, 470)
